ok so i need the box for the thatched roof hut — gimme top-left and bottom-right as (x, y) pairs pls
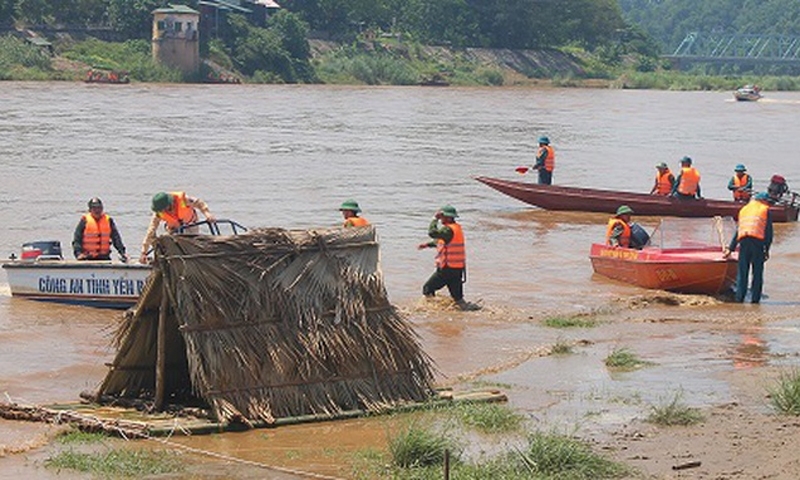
(96, 226), (436, 426)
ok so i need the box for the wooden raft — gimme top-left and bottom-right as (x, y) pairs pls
(0, 389), (507, 437)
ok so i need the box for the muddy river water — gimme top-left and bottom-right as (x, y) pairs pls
(2, 82), (800, 478)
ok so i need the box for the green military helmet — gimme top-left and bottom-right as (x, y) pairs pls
(735, 164), (747, 172)
(538, 136), (550, 145)
(339, 199), (361, 213)
(680, 156), (692, 165)
(439, 204), (459, 218)
(151, 192), (171, 212)
(87, 197), (103, 208)
(616, 205), (633, 216)
(656, 162), (668, 169)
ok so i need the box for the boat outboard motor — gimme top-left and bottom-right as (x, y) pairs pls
(629, 223), (650, 250)
(767, 174), (788, 202)
(21, 241), (63, 261)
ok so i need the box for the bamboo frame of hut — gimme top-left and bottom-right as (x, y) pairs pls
(97, 226), (436, 426)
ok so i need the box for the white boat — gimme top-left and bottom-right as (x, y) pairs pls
(2, 220), (246, 309)
(733, 85), (762, 102)
(2, 240), (151, 308)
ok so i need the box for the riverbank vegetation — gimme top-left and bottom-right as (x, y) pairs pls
(3, 0), (800, 89)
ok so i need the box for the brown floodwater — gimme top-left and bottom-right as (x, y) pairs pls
(2, 82), (800, 478)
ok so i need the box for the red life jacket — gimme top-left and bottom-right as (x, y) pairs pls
(435, 222), (466, 269)
(82, 213), (111, 258)
(605, 218), (631, 248)
(738, 200), (769, 240)
(157, 192), (197, 231)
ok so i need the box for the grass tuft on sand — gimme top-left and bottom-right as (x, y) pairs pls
(604, 347), (655, 371)
(646, 392), (704, 426)
(452, 402), (525, 434)
(768, 369), (800, 415)
(543, 316), (598, 328)
(45, 448), (184, 477)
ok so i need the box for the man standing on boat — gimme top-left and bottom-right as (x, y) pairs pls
(606, 205), (633, 248)
(339, 199), (370, 227)
(671, 156), (702, 200)
(418, 205), (480, 311)
(73, 197), (129, 262)
(532, 136), (555, 185)
(139, 191), (215, 264)
(728, 164), (753, 202)
(724, 192), (773, 304)
(650, 162), (675, 195)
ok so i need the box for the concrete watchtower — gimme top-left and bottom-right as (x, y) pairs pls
(152, 4), (200, 75)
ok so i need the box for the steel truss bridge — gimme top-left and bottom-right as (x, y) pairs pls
(664, 32), (800, 70)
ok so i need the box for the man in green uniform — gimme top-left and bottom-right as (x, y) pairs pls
(417, 205), (480, 311)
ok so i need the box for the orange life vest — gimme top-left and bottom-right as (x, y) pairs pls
(655, 170), (673, 195)
(435, 222), (466, 269)
(538, 145), (555, 172)
(737, 200), (769, 241)
(344, 216), (369, 227)
(157, 191), (197, 231)
(733, 174), (751, 201)
(82, 213), (111, 258)
(677, 167), (700, 196)
(605, 218), (631, 248)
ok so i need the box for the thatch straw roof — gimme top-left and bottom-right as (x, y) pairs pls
(97, 226), (436, 426)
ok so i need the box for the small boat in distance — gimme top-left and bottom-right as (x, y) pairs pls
(475, 176), (800, 222)
(590, 218), (738, 295)
(85, 66), (130, 84)
(733, 85), (762, 101)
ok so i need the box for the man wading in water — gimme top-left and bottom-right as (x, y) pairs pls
(418, 205), (480, 311)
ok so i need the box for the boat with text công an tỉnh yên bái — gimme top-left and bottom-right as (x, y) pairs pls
(589, 217), (739, 295)
(2, 240), (151, 309)
(475, 176), (800, 222)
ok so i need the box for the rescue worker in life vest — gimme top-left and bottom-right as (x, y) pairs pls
(670, 156), (702, 200)
(723, 192), (773, 304)
(728, 164), (753, 202)
(650, 162), (675, 196)
(139, 191), (215, 264)
(532, 136), (556, 185)
(72, 197), (129, 261)
(606, 205), (634, 247)
(339, 199), (370, 227)
(417, 205), (480, 311)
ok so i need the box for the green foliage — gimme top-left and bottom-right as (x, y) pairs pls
(388, 422), (461, 468)
(768, 369), (800, 416)
(56, 430), (107, 444)
(620, 0), (800, 54)
(604, 347), (655, 371)
(220, 13), (315, 83)
(45, 448), (184, 477)
(61, 38), (183, 82)
(543, 315), (598, 328)
(513, 431), (629, 479)
(647, 392), (704, 426)
(0, 34), (52, 80)
(452, 402), (525, 434)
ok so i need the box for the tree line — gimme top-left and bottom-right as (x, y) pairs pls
(2, 0), (641, 51)
(620, 0), (800, 53)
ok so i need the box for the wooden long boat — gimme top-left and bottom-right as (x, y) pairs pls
(589, 243), (737, 295)
(475, 176), (799, 222)
(2, 260), (151, 309)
